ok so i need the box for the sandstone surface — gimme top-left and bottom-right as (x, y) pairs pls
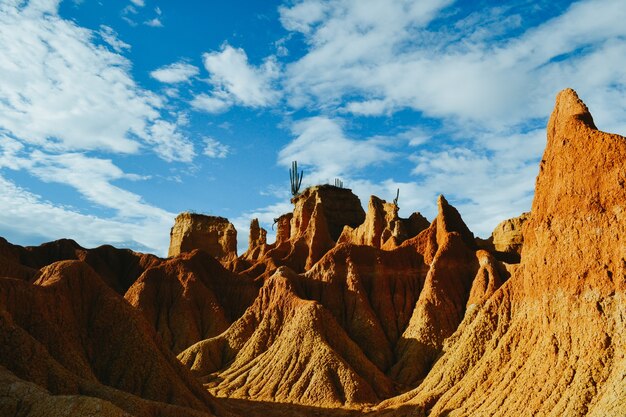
(125, 250), (260, 354)
(1, 88), (624, 417)
(168, 213), (238, 263)
(338, 196), (429, 249)
(0, 260), (227, 417)
(374, 89), (626, 416)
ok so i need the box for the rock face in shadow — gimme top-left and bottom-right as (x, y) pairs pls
(168, 213), (238, 263)
(0, 237), (160, 294)
(125, 250), (260, 355)
(375, 89), (626, 416)
(0, 260), (228, 417)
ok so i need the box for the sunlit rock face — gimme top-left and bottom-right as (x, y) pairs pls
(1, 89), (624, 417)
(168, 212), (237, 263)
(374, 88), (626, 417)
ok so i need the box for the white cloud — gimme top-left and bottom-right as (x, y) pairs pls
(200, 44), (280, 109)
(203, 137), (230, 159)
(144, 17), (163, 27)
(130, 0), (144, 7)
(190, 92), (232, 113)
(280, 0), (626, 129)
(278, 116), (395, 183)
(0, 1), (193, 160)
(146, 120), (195, 162)
(150, 61), (199, 83)
(0, 172), (171, 255)
(99, 25), (130, 53)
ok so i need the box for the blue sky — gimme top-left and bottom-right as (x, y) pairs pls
(1, 0), (625, 256)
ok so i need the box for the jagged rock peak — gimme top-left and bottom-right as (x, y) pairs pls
(436, 195), (476, 248)
(168, 212), (237, 263)
(248, 218), (267, 251)
(550, 87), (596, 130)
(338, 195), (429, 249)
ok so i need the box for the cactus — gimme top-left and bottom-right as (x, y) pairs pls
(334, 178), (343, 188)
(393, 188), (400, 206)
(289, 161), (304, 197)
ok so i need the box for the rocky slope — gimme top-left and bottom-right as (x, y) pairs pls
(0, 88), (623, 416)
(373, 89), (626, 416)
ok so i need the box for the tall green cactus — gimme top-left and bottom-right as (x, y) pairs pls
(289, 160), (304, 197)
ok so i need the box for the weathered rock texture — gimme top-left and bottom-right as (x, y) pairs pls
(2, 88), (624, 417)
(375, 89), (626, 416)
(125, 250), (260, 354)
(0, 260), (227, 417)
(178, 194), (487, 407)
(168, 213), (238, 263)
(231, 186), (367, 278)
(488, 211), (530, 263)
(338, 196), (429, 249)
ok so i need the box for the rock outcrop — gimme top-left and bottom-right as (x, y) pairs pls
(125, 250), (260, 354)
(179, 267), (396, 407)
(0, 260), (227, 417)
(488, 212), (530, 263)
(338, 195), (429, 249)
(375, 89), (626, 416)
(168, 213), (238, 263)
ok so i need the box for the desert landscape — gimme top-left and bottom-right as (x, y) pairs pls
(1, 89), (624, 416)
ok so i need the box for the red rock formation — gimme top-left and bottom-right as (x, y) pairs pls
(389, 195), (486, 387)
(125, 250), (260, 354)
(375, 89), (626, 416)
(338, 196), (429, 249)
(168, 213), (238, 263)
(0, 237), (159, 293)
(178, 194), (487, 407)
(179, 267), (396, 408)
(0, 260), (227, 417)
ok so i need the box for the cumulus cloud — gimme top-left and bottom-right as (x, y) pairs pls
(0, 1), (195, 254)
(193, 43), (280, 113)
(280, 0), (626, 128)
(190, 92), (232, 113)
(151, 61), (199, 83)
(203, 137), (230, 159)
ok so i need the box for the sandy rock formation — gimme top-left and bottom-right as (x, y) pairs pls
(232, 186), (367, 279)
(179, 267), (395, 407)
(0, 260), (227, 417)
(168, 213), (238, 263)
(338, 195), (429, 249)
(125, 250), (260, 354)
(488, 212), (530, 263)
(178, 194), (487, 407)
(375, 89), (626, 416)
(0, 237), (159, 294)
(388, 195), (485, 387)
